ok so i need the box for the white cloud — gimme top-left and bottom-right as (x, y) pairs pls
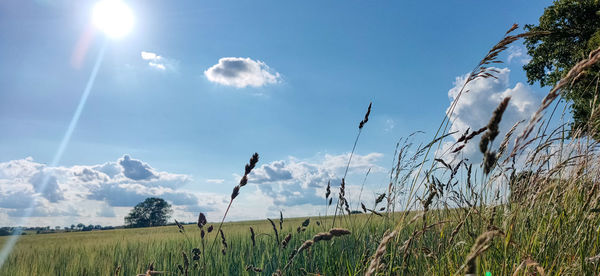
(204, 57), (281, 88)
(507, 46), (531, 65)
(140, 51), (175, 71)
(0, 152), (389, 226)
(141, 51), (159, 60)
(440, 67), (543, 162)
(248, 153), (385, 207)
(0, 155), (206, 226)
(29, 170), (64, 202)
(148, 62), (166, 70)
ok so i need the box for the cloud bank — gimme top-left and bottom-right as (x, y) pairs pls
(441, 67), (543, 162)
(204, 57), (281, 88)
(0, 152), (386, 226)
(0, 155), (222, 226)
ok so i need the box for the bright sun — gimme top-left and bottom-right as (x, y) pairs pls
(92, 0), (134, 38)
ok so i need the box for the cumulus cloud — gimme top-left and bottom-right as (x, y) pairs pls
(0, 152), (389, 226)
(441, 67), (543, 162)
(92, 162), (121, 178)
(0, 155), (204, 226)
(29, 171), (64, 202)
(204, 57), (281, 88)
(119, 155), (156, 180)
(140, 51), (175, 70)
(0, 156), (43, 179)
(0, 190), (34, 209)
(249, 153), (384, 206)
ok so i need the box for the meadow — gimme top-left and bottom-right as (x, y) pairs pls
(2, 25), (600, 275)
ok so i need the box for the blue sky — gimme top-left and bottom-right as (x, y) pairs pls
(0, 0), (553, 226)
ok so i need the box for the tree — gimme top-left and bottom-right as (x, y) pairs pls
(523, 0), (600, 138)
(124, 197), (173, 228)
(0, 228), (11, 236)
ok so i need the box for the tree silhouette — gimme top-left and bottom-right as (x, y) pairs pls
(124, 197), (173, 228)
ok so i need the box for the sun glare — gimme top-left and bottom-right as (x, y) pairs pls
(92, 0), (134, 38)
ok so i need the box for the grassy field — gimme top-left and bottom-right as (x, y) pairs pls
(2, 190), (600, 276)
(0, 215), (395, 275)
(2, 25), (600, 276)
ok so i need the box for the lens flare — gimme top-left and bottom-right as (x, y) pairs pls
(92, 0), (134, 38)
(0, 41), (108, 269)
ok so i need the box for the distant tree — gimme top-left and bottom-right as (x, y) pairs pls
(0, 228), (11, 236)
(55, 226), (61, 230)
(523, 0), (600, 138)
(70, 224), (75, 230)
(76, 223), (84, 230)
(124, 197), (173, 228)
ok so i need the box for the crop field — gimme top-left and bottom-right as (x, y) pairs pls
(0, 215), (393, 275)
(2, 178), (600, 276)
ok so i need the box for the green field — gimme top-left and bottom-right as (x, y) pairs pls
(0, 215), (395, 275)
(2, 187), (600, 276)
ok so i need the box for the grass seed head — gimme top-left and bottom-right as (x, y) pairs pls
(219, 229), (227, 248)
(375, 193), (385, 205)
(279, 211), (283, 230)
(359, 102), (372, 129)
(366, 230), (398, 276)
(197, 212), (207, 229)
(313, 232), (333, 242)
(487, 96), (511, 141)
(329, 228), (351, 237)
(174, 220), (184, 233)
(282, 233), (292, 248)
(298, 240), (314, 253)
(249, 227), (256, 246)
(268, 218), (279, 244)
(231, 185), (240, 200)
